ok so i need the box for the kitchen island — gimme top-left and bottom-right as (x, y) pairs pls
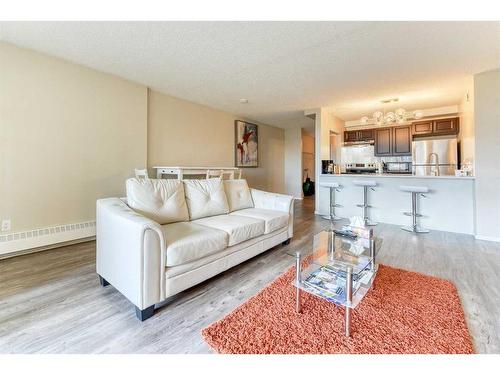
(318, 173), (475, 234)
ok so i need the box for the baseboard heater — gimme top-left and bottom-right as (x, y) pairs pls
(0, 221), (96, 258)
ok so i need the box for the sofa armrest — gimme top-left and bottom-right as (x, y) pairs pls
(96, 198), (166, 310)
(250, 189), (294, 237)
(251, 188), (293, 212)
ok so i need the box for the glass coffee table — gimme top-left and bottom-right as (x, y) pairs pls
(287, 228), (381, 337)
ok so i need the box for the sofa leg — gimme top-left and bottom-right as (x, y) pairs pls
(98, 275), (110, 287)
(135, 305), (155, 321)
(282, 238), (291, 246)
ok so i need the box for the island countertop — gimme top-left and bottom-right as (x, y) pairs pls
(320, 173), (475, 180)
(316, 173), (475, 234)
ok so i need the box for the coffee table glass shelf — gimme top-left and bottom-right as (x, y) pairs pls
(287, 228), (380, 337)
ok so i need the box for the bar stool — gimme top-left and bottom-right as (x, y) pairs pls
(353, 180), (378, 226)
(320, 182), (342, 222)
(400, 185), (430, 233)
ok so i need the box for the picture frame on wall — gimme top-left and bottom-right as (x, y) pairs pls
(235, 120), (258, 167)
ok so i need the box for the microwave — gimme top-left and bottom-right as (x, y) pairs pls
(384, 162), (412, 174)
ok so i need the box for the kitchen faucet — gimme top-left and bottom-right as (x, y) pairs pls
(428, 152), (440, 176)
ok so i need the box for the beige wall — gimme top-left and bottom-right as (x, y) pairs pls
(252, 122), (284, 193)
(284, 128), (302, 198)
(312, 109), (344, 212)
(319, 109), (344, 162)
(301, 131), (315, 181)
(147, 90), (234, 168)
(147, 89), (284, 193)
(302, 132), (315, 154)
(474, 68), (500, 240)
(0, 42), (286, 239)
(458, 76), (475, 168)
(0, 42), (147, 234)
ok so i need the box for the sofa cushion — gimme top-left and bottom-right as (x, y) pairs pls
(223, 179), (254, 212)
(183, 178), (229, 220)
(162, 222), (228, 267)
(193, 214), (265, 246)
(126, 178), (189, 225)
(230, 208), (289, 234)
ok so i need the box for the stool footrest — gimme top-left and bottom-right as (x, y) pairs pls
(356, 204), (371, 208)
(400, 188), (429, 233)
(401, 225), (430, 233)
(403, 212), (423, 217)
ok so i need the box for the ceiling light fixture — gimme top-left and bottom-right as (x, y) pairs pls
(360, 98), (423, 126)
(239, 98), (249, 104)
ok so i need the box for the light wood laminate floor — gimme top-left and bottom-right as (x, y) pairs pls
(1, 197), (499, 353)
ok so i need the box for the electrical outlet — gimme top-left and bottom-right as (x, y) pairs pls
(1, 219), (11, 232)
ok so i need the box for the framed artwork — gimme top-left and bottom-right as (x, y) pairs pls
(235, 120), (258, 167)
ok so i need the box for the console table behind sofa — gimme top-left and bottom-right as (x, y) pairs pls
(153, 166), (242, 180)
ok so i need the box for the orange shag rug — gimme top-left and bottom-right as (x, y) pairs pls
(202, 264), (474, 354)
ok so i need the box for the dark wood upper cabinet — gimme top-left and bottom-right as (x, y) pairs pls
(374, 125), (412, 156)
(412, 117), (459, 137)
(346, 117), (458, 157)
(392, 125), (412, 155)
(412, 120), (433, 136)
(374, 128), (392, 156)
(358, 129), (374, 141)
(434, 117), (459, 135)
(344, 130), (359, 142)
(344, 129), (375, 142)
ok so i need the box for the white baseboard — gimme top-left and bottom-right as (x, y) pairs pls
(474, 234), (500, 243)
(0, 221), (96, 256)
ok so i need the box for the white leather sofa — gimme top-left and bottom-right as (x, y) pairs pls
(96, 178), (294, 321)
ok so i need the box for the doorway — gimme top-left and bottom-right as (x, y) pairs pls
(301, 126), (315, 201)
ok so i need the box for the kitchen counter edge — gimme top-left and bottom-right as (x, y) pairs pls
(320, 173), (475, 180)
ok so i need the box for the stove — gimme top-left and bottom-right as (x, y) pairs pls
(344, 163), (377, 174)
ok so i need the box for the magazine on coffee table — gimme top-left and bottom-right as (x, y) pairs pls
(303, 266), (366, 304)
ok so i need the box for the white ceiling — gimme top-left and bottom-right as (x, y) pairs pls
(1, 21), (499, 128)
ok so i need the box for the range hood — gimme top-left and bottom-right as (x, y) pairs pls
(343, 139), (375, 146)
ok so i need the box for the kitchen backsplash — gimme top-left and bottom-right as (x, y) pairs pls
(378, 155), (412, 163)
(340, 145), (411, 165)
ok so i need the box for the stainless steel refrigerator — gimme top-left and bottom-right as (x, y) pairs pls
(412, 137), (458, 176)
